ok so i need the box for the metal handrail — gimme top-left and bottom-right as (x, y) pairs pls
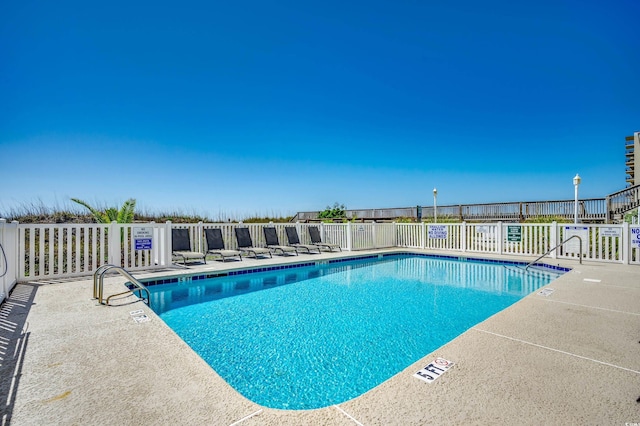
(93, 264), (150, 306)
(524, 235), (582, 270)
(93, 264), (114, 299)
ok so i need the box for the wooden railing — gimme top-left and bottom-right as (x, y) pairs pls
(292, 185), (640, 224)
(606, 185), (640, 221)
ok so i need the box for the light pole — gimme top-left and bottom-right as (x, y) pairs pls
(573, 174), (581, 224)
(433, 188), (438, 223)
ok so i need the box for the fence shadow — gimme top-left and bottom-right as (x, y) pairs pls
(0, 283), (38, 426)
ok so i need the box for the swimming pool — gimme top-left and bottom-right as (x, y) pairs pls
(146, 254), (565, 409)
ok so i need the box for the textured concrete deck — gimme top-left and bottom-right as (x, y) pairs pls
(1, 250), (638, 425)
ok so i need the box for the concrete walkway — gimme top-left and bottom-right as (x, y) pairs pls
(1, 250), (638, 425)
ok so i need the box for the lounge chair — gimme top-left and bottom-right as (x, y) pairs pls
(204, 228), (242, 262)
(308, 226), (342, 251)
(234, 227), (272, 258)
(172, 228), (206, 265)
(285, 226), (320, 253)
(263, 227), (298, 256)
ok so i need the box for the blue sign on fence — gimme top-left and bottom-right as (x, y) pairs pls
(631, 227), (640, 248)
(133, 227), (153, 251)
(135, 238), (152, 250)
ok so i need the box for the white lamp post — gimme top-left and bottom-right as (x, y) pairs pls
(433, 188), (438, 223)
(573, 174), (581, 224)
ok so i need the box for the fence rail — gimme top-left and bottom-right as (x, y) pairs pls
(1, 220), (638, 304)
(293, 184), (640, 223)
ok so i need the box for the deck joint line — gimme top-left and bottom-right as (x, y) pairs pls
(228, 409), (263, 426)
(473, 328), (640, 375)
(537, 298), (640, 316)
(334, 405), (365, 426)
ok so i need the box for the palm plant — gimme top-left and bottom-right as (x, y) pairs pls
(71, 198), (136, 223)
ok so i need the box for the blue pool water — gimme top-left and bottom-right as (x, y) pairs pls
(147, 254), (564, 409)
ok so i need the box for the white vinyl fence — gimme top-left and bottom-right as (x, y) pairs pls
(16, 222), (172, 279)
(0, 219), (639, 304)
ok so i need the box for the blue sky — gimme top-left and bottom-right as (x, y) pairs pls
(1, 0), (639, 220)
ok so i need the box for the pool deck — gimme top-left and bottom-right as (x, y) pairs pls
(1, 249), (639, 425)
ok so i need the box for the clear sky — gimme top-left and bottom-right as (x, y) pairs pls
(2, 0), (639, 220)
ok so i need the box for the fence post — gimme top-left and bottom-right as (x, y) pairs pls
(372, 222), (377, 249)
(346, 222), (352, 251)
(421, 222), (426, 249)
(550, 221), (558, 259)
(393, 222), (398, 247)
(149, 221), (158, 266)
(461, 222), (467, 252)
(197, 221), (204, 252)
(519, 203), (523, 222)
(497, 221), (503, 254)
(0, 219), (19, 303)
(622, 222), (630, 264)
(0, 219), (6, 302)
(165, 221), (173, 266)
(107, 221), (119, 266)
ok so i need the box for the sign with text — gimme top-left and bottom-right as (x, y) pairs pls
(631, 227), (640, 248)
(133, 227), (153, 250)
(414, 358), (454, 383)
(428, 225), (448, 239)
(507, 225), (522, 242)
(599, 227), (621, 238)
(563, 226), (588, 255)
(476, 225), (491, 234)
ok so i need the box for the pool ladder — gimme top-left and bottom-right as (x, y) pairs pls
(93, 264), (150, 306)
(524, 235), (582, 271)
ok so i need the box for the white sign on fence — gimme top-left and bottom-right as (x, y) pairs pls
(631, 227), (640, 248)
(133, 227), (153, 250)
(600, 227), (621, 237)
(428, 225), (448, 239)
(476, 225), (490, 234)
(563, 226), (588, 255)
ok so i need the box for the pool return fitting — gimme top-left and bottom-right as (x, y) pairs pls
(93, 264), (150, 306)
